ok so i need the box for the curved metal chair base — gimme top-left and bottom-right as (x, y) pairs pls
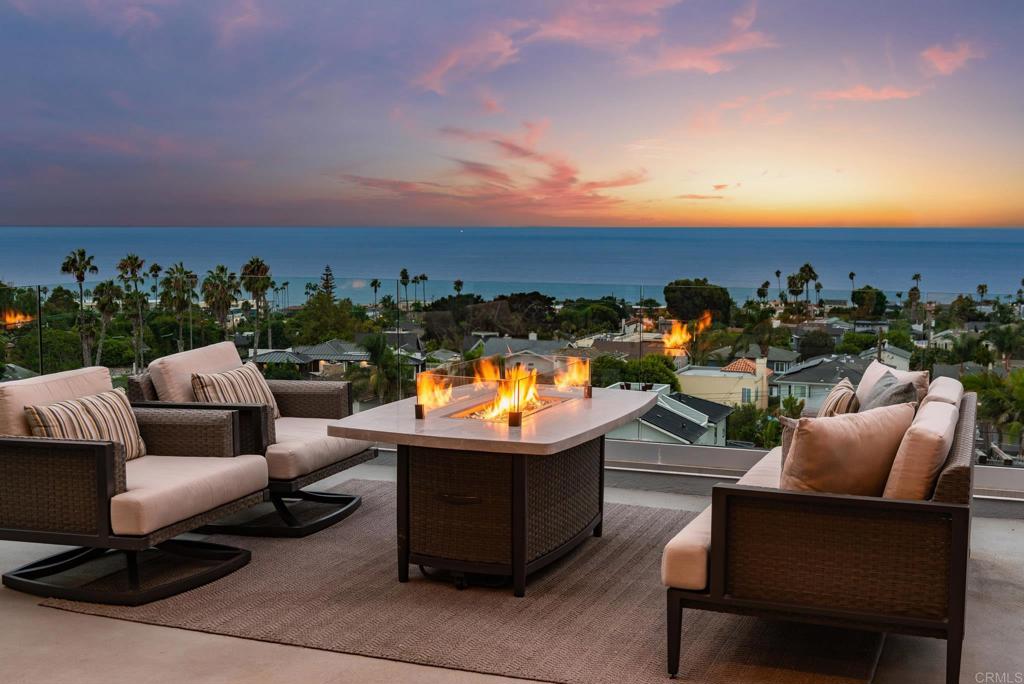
(197, 490), (361, 538)
(1, 539), (250, 606)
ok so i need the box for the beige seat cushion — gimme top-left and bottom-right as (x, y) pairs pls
(111, 454), (267, 536)
(920, 376), (964, 409)
(148, 341), (242, 403)
(884, 401), (959, 500)
(266, 417), (374, 480)
(662, 448), (782, 590)
(780, 403), (915, 497)
(856, 360), (928, 405)
(0, 366), (112, 436)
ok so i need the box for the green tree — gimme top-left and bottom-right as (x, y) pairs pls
(241, 256), (271, 351)
(262, 363), (302, 380)
(60, 247), (99, 366)
(287, 291), (361, 345)
(116, 253), (146, 369)
(319, 265), (336, 299)
(851, 285), (887, 317)
(159, 262), (198, 352)
(984, 324), (1019, 372)
(848, 271), (856, 293)
(779, 395), (805, 419)
(399, 268), (410, 306)
(726, 403), (781, 448)
(202, 265), (240, 341)
(664, 278), (733, 325)
(798, 329), (835, 360)
(732, 303), (775, 359)
(91, 280), (123, 366)
(835, 331), (877, 354)
(369, 278), (382, 308)
(454, 279), (464, 296)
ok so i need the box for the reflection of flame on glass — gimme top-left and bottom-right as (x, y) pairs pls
(473, 359), (542, 421)
(662, 310), (712, 357)
(555, 358), (590, 391)
(416, 371), (453, 411)
(2, 309), (35, 329)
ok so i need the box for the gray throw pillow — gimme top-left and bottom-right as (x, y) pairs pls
(859, 371), (917, 411)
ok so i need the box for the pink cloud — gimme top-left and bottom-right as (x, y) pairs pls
(11, 0), (171, 35)
(449, 158), (514, 186)
(528, 0), (679, 49)
(77, 129), (211, 160)
(813, 84), (923, 102)
(920, 40), (984, 76)
(635, 1), (777, 74)
(477, 87), (504, 114)
(414, 29), (520, 94)
(689, 89), (792, 134)
(712, 183), (729, 191)
(678, 194), (723, 200)
(216, 0), (279, 49)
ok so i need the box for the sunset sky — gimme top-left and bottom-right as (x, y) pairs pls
(2, 0), (1022, 227)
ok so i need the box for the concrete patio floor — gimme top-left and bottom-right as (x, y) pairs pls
(0, 457), (1021, 684)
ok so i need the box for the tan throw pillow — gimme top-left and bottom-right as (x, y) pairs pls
(24, 388), (146, 460)
(192, 363), (281, 419)
(884, 401), (959, 500)
(920, 376), (964, 409)
(856, 360), (928, 405)
(817, 378), (859, 417)
(779, 403), (915, 496)
(858, 371), (918, 412)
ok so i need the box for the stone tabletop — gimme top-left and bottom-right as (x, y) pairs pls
(328, 386), (657, 456)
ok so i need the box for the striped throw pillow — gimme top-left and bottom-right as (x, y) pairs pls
(816, 378), (859, 417)
(191, 363), (281, 419)
(24, 388), (146, 461)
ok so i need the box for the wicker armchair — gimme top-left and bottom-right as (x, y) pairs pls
(665, 393), (976, 684)
(126, 342), (376, 537)
(0, 368), (269, 606)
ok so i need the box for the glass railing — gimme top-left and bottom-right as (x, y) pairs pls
(3, 272), (1023, 477)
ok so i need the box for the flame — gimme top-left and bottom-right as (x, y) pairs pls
(555, 358), (590, 391)
(2, 309), (35, 328)
(662, 310), (712, 356)
(416, 371), (453, 410)
(474, 359), (541, 420)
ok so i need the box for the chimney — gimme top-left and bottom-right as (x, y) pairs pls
(528, 331), (537, 341)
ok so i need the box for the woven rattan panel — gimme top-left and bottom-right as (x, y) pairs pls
(526, 438), (601, 561)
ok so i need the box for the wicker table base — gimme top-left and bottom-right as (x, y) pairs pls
(397, 436), (604, 597)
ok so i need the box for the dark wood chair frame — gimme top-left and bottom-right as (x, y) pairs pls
(0, 408), (267, 605)
(129, 374), (375, 538)
(666, 393), (977, 684)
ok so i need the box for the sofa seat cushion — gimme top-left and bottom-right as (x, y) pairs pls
(0, 366), (112, 436)
(662, 448), (782, 590)
(111, 454), (267, 536)
(148, 341), (242, 403)
(266, 417), (374, 480)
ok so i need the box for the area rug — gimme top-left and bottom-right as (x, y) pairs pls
(44, 479), (882, 684)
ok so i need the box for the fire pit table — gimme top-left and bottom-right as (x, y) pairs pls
(328, 381), (655, 596)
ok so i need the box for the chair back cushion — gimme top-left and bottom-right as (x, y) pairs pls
(779, 403), (915, 496)
(855, 359), (929, 405)
(884, 401), (959, 500)
(191, 363), (281, 418)
(816, 377), (859, 417)
(920, 376), (964, 409)
(147, 341), (242, 402)
(0, 366), (113, 436)
(23, 388), (146, 460)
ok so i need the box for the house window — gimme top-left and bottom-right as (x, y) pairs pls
(794, 385), (807, 398)
(741, 388), (752, 403)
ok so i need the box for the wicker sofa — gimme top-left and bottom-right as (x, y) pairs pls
(663, 391), (976, 684)
(0, 367), (269, 605)
(127, 342), (375, 537)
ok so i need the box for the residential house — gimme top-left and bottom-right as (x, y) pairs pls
(481, 336), (565, 359)
(676, 357), (771, 409)
(293, 338), (371, 372)
(791, 319), (854, 347)
(772, 354), (869, 411)
(710, 345), (800, 374)
(605, 383), (733, 446)
(858, 343), (912, 371)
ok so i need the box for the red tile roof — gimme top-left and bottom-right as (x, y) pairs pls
(721, 358), (773, 376)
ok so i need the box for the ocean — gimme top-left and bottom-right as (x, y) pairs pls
(1, 227), (1021, 305)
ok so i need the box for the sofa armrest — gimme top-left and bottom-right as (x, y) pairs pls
(266, 380), (352, 419)
(0, 435), (124, 542)
(708, 484), (969, 623)
(131, 401), (273, 455)
(133, 407), (240, 458)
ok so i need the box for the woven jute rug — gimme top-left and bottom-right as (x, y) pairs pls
(44, 479), (882, 684)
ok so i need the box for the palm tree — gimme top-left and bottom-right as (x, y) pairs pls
(117, 253), (146, 369)
(774, 270), (782, 297)
(912, 272), (922, 293)
(241, 257), (270, 352)
(418, 273), (429, 305)
(160, 262), (197, 352)
(985, 324), (1017, 372)
(814, 280), (823, 304)
(411, 275), (421, 306)
(202, 265), (240, 341)
(977, 283), (989, 302)
(798, 263), (818, 303)
(399, 268), (410, 307)
(454, 279), (464, 296)
(148, 262), (162, 301)
(732, 305), (775, 359)
(370, 278), (382, 308)
(848, 271), (856, 293)
(60, 248), (99, 366)
(91, 280), (122, 366)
